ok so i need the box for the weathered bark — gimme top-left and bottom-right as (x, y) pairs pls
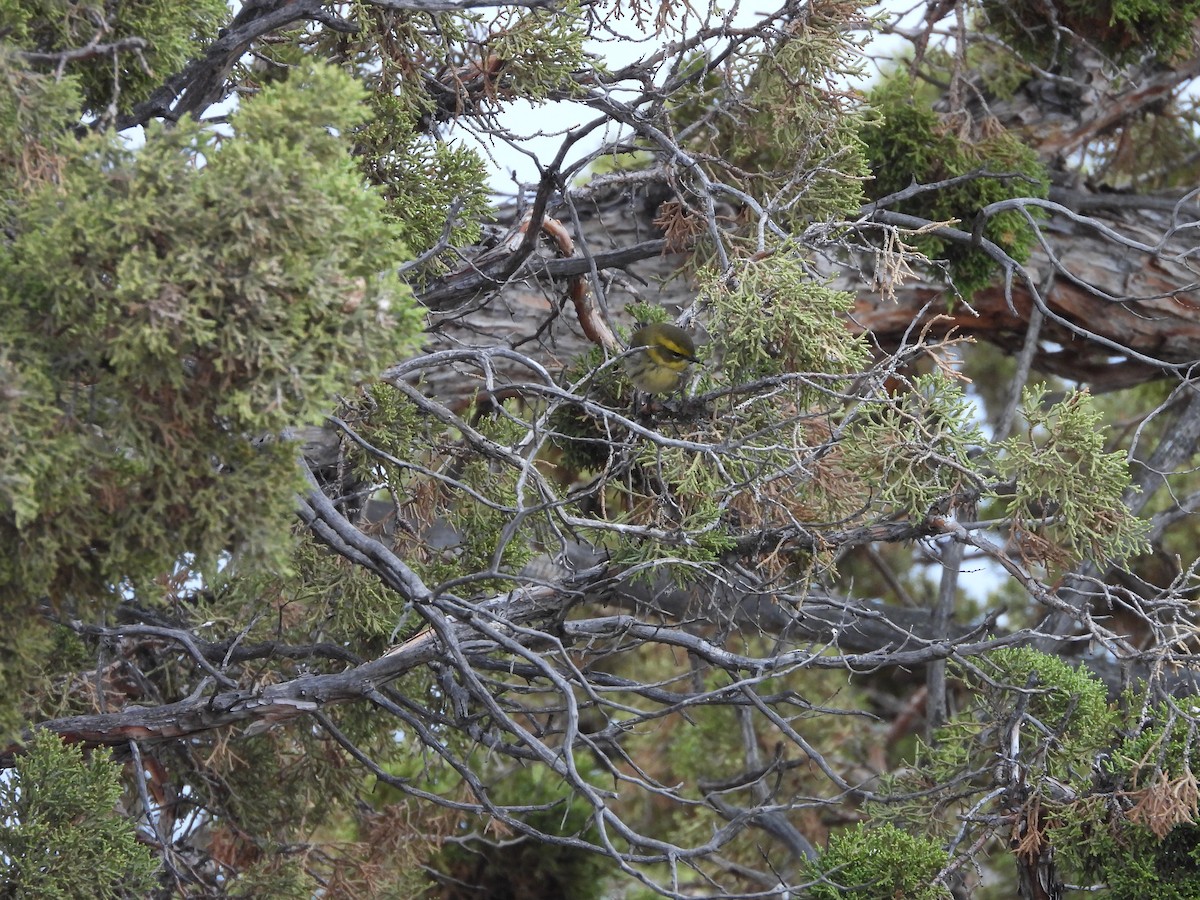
(412, 182), (1200, 403)
(406, 43), (1200, 400)
(852, 190), (1200, 390)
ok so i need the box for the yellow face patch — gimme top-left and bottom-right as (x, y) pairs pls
(625, 323), (697, 393)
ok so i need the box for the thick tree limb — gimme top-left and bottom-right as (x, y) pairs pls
(115, 0), (330, 131)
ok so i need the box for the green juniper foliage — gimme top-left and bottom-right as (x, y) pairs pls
(0, 730), (158, 898)
(680, 5), (873, 227)
(980, 0), (1200, 64)
(802, 821), (951, 899)
(0, 61), (422, 606)
(599, 256), (872, 575)
(997, 386), (1149, 569)
(706, 256), (870, 384)
(0, 0), (226, 117)
(1054, 699), (1200, 900)
(927, 647), (1118, 785)
(843, 370), (986, 519)
(862, 71), (1049, 299)
(883, 651), (1200, 900)
(2, 0), (1196, 896)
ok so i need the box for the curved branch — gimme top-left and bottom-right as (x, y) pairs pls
(114, 0), (329, 131)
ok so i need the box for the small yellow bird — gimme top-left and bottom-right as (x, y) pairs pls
(624, 323), (698, 395)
